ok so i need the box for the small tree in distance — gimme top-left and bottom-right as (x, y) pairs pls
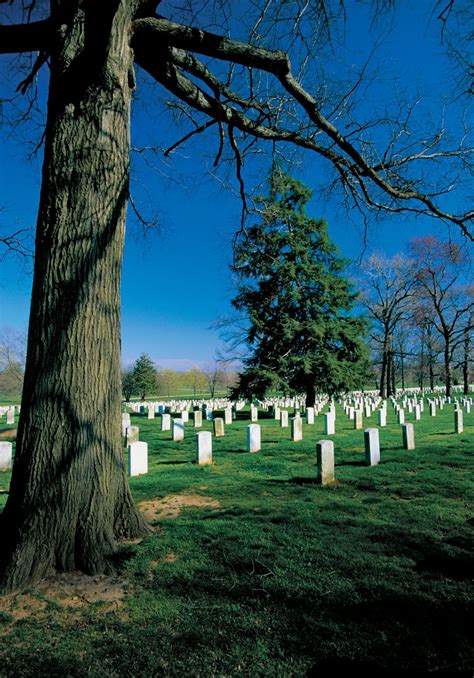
(230, 172), (369, 406)
(130, 353), (157, 400)
(183, 366), (207, 397)
(122, 367), (135, 402)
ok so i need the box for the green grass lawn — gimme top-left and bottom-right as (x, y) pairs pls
(0, 402), (473, 676)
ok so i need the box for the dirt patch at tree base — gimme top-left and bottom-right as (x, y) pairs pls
(139, 493), (221, 521)
(0, 428), (17, 439)
(0, 572), (127, 629)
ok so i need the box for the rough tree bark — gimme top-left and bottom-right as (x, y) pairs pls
(305, 384), (316, 409)
(463, 323), (471, 396)
(0, 1), (150, 593)
(379, 334), (389, 398)
(444, 336), (452, 397)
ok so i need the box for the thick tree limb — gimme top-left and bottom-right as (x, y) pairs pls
(133, 16), (290, 75)
(0, 18), (51, 54)
(132, 17), (473, 237)
(134, 49), (343, 164)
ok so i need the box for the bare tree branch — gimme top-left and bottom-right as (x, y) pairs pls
(132, 17), (473, 237)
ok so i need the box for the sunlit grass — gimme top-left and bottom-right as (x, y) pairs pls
(0, 399), (473, 675)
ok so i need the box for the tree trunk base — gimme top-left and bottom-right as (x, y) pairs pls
(0, 483), (151, 594)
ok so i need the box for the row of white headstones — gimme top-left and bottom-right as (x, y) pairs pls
(0, 393), (471, 474)
(123, 392), (472, 483)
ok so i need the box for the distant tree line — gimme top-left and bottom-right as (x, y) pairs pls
(121, 353), (239, 401)
(1, 223), (471, 404)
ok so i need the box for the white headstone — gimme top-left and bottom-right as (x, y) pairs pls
(181, 410), (189, 423)
(0, 441), (13, 470)
(173, 418), (185, 442)
(291, 416), (303, 442)
(454, 409), (464, 434)
(364, 428), (380, 466)
(126, 425), (139, 445)
(122, 412), (131, 436)
(147, 406), (155, 420)
(280, 410), (289, 428)
(306, 407), (315, 425)
(247, 424), (261, 453)
(250, 405), (258, 422)
(196, 431), (212, 465)
(161, 413), (171, 431)
(213, 417), (225, 437)
(316, 440), (335, 486)
(324, 412), (335, 435)
(128, 441), (148, 476)
(194, 411), (203, 428)
(224, 407), (233, 425)
(354, 410), (363, 430)
(377, 409), (386, 427)
(402, 423), (415, 450)
(6, 409), (14, 425)
(398, 409), (405, 425)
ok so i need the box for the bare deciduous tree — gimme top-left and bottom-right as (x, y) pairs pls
(0, 327), (26, 396)
(409, 236), (473, 397)
(359, 253), (416, 397)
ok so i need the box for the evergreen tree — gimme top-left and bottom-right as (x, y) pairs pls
(131, 353), (157, 400)
(122, 367), (135, 402)
(231, 172), (369, 405)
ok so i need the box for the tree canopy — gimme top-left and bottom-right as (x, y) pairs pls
(230, 172), (369, 404)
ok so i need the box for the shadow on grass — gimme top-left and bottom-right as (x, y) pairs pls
(268, 477), (319, 485)
(415, 554), (473, 580)
(156, 460), (189, 466)
(306, 658), (385, 676)
(336, 460), (366, 467)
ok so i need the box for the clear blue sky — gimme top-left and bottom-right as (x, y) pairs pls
(0, 1), (469, 368)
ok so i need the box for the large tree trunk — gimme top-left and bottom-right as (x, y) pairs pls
(463, 324), (470, 396)
(426, 323), (436, 391)
(379, 337), (388, 398)
(0, 1), (149, 594)
(429, 360), (435, 391)
(400, 343), (405, 391)
(418, 324), (425, 390)
(390, 353), (396, 396)
(386, 349), (392, 397)
(305, 383), (316, 408)
(444, 336), (452, 397)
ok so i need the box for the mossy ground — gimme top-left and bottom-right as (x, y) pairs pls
(0, 401), (473, 676)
